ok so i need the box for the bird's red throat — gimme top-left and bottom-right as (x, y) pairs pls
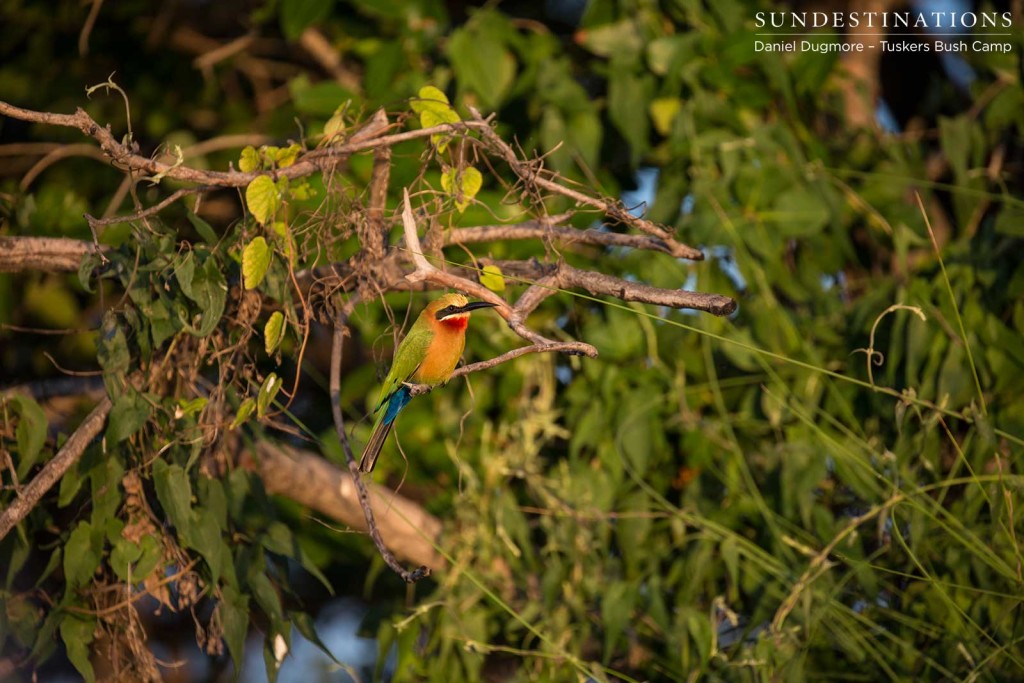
(440, 316), (469, 331)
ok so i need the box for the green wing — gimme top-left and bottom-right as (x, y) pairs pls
(373, 320), (433, 412)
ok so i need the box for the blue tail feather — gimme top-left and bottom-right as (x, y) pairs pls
(382, 385), (412, 425)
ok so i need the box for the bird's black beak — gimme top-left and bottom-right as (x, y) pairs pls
(437, 300), (498, 320)
(458, 301), (498, 313)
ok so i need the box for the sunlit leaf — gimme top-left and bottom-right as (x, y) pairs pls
(239, 146), (260, 173)
(242, 236), (273, 290)
(264, 311), (286, 355)
(245, 176), (280, 225)
(257, 372), (282, 418)
(479, 264), (505, 292)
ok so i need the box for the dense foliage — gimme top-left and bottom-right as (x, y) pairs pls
(2, 0), (1023, 681)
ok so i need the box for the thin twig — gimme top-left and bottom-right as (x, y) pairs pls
(330, 299), (430, 583)
(465, 105), (703, 259)
(85, 185), (215, 228)
(407, 342), (595, 396)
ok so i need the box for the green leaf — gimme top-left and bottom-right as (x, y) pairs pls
(577, 18), (643, 58)
(410, 85), (453, 114)
(176, 397), (208, 419)
(231, 398), (256, 429)
(479, 264), (505, 292)
(289, 75), (356, 117)
(239, 146), (260, 173)
(10, 396), (47, 480)
(110, 539), (143, 582)
(77, 250), (102, 293)
(323, 108), (346, 142)
(413, 85), (460, 152)
(184, 258), (227, 337)
(219, 585), (250, 673)
(257, 373), (283, 418)
(60, 614), (96, 682)
(174, 251), (196, 299)
(441, 166), (482, 212)
(649, 97), (681, 136)
(773, 185), (830, 237)
(291, 610), (339, 663)
(245, 176), (281, 225)
(601, 582), (634, 663)
(243, 237), (273, 290)
(106, 389), (152, 444)
(186, 509), (230, 583)
(152, 459), (194, 539)
(447, 12), (517, 109)
(187, 210), (219, 246)
(97, 312), (130, 397)
(90, 456), (124, 528)
(608, 63), (652, 165)
(250, 570), (284, 623)
(59, 460), (86, 507)
(264, 311), (286, 355)
(280, 0), (334, 41)
(275, 144), (301, 168)
(64, 521), (100, 589)
(134, 536), (163, 581)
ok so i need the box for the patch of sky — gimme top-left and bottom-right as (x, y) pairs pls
(241, 598), (391, 683)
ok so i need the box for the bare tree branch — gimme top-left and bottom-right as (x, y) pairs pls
(256, 442), (443, 570)
(0, 236), (105, 273)
(0, 396), (111, 541)
(445, 221), (696, 258)
(400, 190), (602, 351)
(0, 100), (488, 188)
(465, 105), (704, 259)
(362, 108), (391, 260)
(85, 185), (215, 228)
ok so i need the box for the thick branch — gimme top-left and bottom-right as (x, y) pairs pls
(2, 236), (736, 317)
(256, 443), (443, 570)
(0, 396), (111, 541)
(555, 263), (737, 317)
(444, 221), (696, 258)
(0, 100), (487, 188)
(0, 236), (105, 273)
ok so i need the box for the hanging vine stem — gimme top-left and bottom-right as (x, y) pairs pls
(853, 304), (927, 388)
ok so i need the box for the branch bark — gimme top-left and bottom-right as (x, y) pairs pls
(0, 100), (487, 188)
(465, 106), (704, 259)
(256, 442), (443, 570)
(0, 236), (105, 273)
(0, 396), (111, 541)
(444, 221), (696, 258)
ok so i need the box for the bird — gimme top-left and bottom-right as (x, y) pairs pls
(358, 292), (497, 473)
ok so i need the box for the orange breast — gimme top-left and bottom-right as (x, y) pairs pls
(413, 326), (466, 385)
